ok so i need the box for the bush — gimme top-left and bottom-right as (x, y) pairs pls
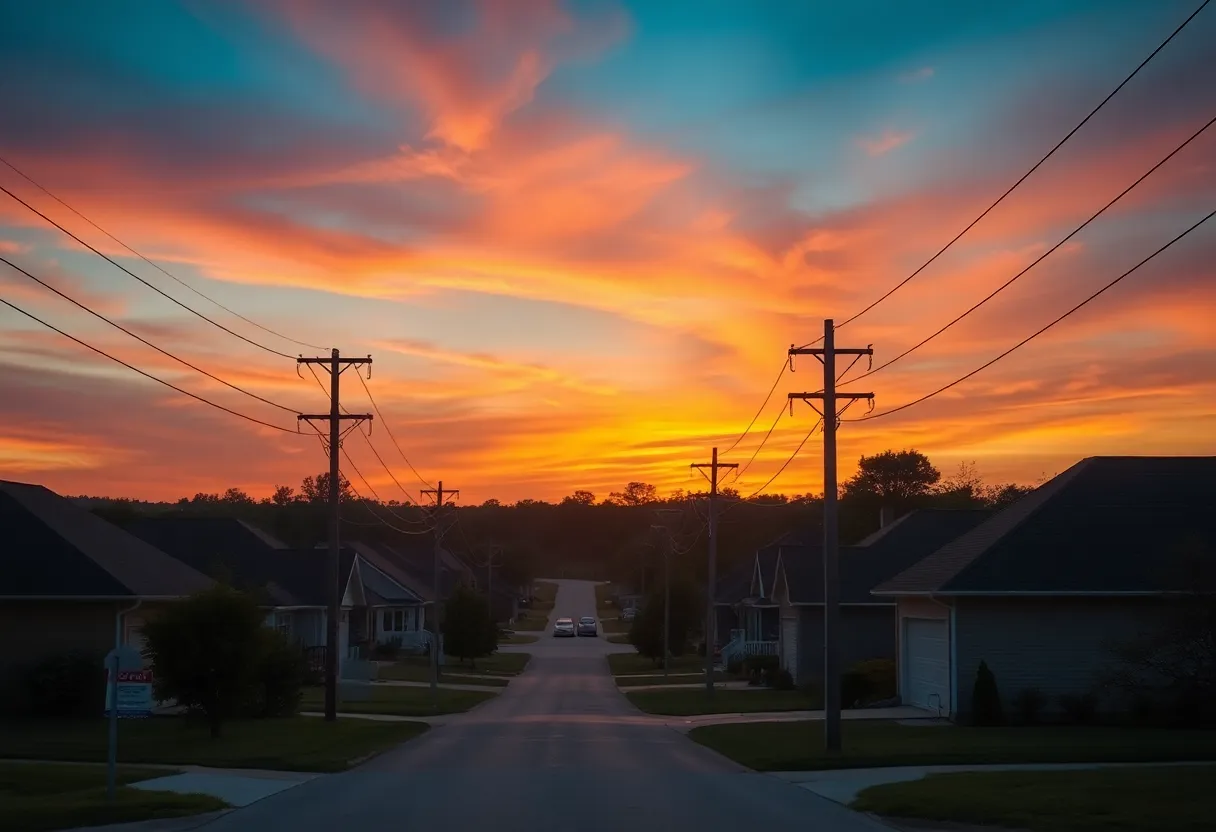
(971, 660), (1004, 726)
(23, 651), (105, 717)
(1012, 687), (1047, 725)
(372, 639), (401, 660)
(444, 586), (498, 666)
(773, 668), (795, 690)
(798, 678), (825, 707)
(841, 658), (896, 707)
(725, 657), (744, 676)
(248, 629), (306, 718)
(1059, 692), (1099, 724)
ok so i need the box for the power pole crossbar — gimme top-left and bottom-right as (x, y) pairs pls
(789, 320), (873, 753)
(421, 481), (459, 704)
(297, 349), (372, 723)
(691, 447), (737, 695)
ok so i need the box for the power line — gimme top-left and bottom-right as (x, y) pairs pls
(841, 112), (1216, 386)
(851, 206), (1216, 422)
(811, 0), (1212, 342)
(0, 182), (298, 360)
(0, 290), (297, 432)
(339, 443), (434, 532)
(722, 358), (787, 455)
(355, 370), (434, 490)
(0, 253), (301, 414)
(0, 155), (329, 353)
(737, 418), (823, 503)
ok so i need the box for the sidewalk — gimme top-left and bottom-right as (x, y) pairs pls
(374, 679), (503, 692)
(619, 680), (754, 692)
(663, 706), (938, 732)
(771, 760), (1216, 805)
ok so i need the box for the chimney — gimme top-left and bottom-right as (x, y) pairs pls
(880, 505), (895, 528)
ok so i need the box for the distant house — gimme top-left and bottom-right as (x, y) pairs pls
(873, 457), (1216, 722)
(769, 509), (991, 688)
(123, 517), (423, 672)
(0, 481), (212, 685)
(717, 538), (785, 667)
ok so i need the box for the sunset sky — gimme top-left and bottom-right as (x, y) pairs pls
(0, 0), (1213, 504)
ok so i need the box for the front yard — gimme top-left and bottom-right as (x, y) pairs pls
(615, 672), (725, 687)
(301, 685), (496, 716)
(607, 653), (706, 676)
(852, 765), (1216, 832)
(382, 652), (531, 679)
(377, 663), (509, 686)
(0, 717), (428, 772)
(511, 609), (550, 631)
(2, 762), (226, 832)
(627, 688), (819, 716)
(689, 720), (1216, 772)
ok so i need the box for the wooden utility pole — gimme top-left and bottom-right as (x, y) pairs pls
(298, 349), (372, 722)
(473, 545), (504, 623)
(789, 320), (872, 752)
(691, 447), (736, 695)
(421, 481), (459, 702)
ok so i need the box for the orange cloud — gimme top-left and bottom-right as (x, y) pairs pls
(858, 128), (916, 156)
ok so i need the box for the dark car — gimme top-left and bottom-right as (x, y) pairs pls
(576, 616), (598, 637)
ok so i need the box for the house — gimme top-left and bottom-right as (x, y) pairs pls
(0, 480), (212, 686)
(347, 541), (431, 650)
(873, 456), (1216, 722)
(123, 517), (423, 672)
(717, 538), (785, 667)
(769, 509), (992, 687)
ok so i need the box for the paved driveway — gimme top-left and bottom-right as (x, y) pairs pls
(196, 580), (889, 831)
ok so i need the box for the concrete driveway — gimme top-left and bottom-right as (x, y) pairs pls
(194, 580), (889, 831)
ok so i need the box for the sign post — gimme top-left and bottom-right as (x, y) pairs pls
(103, 646), (150, 802)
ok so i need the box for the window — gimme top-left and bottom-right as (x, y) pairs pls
(381, 609), (407, 633)
(276, 613), (293, 637)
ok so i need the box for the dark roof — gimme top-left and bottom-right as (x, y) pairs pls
(778, 509), (992, 604)
(348, 542), (426, 604)
(875, 457), (1216, 595)
(0, 481), (212, 598)
(351, 539), (460, 602)
(715, 559), (753, 604)
(123, 516), (355, 607)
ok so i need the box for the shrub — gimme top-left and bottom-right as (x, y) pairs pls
(971, 660), (1004, 726)
(23, 651), (105, 717)
(1012, 687), (1047, 725)
(143, 586), (267, 738)
(841, 658), (897, 707)
(372, 639), (401, 660)
(773, 668), (795, 690)
(248, 629), (306, 718)
(798, 678), (825, 708)
(1059, 692), (1099, 725)
(725, 657), (744, 676)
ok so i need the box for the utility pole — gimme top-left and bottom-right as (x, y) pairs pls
(692, 447), (736, 695)
(652, 509), (682, 680)
(421, 481), (459, 703)
(473, 544), (503, 624)
(789, 320), (872, 752)
(298, 349), (372, 723)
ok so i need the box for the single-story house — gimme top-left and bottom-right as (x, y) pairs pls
(769, 509), (992, 688)
(123, 517), (424, 672)
(0, 480), (213, 688)
(873, 456), (1216, 722)
(717, 538), (785, 667)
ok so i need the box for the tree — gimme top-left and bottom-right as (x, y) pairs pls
(270, 485), (297, 506)
(443, 585), (497, 667)
(608, 482), (659, 506)
(300, 472), (353, 504)
(628, 577), (701, 664)
(221, 487), (254, 505)
(843, 450), (941, 507)
(934, 461), (987, 509)
(481, 498), (501, 507)
(971, 659), (1004, 726)
(984, 483), (1035, 509)
(142, 586), (267, 738)
(561, 490), (596, 506)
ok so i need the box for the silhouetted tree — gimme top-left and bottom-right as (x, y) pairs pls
(562, 490), (596, 506)
(608, 482), (659, 506)
(300, 472), (353, 504)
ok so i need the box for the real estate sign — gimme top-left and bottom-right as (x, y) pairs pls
(104, 669), (153, 718)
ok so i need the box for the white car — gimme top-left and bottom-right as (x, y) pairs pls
(553, 617), (576, 637)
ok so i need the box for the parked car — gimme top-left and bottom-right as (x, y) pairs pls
(553, 617), (576, 637)
(577, 616), (598, 637)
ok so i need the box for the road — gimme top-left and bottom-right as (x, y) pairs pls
(199, 580), (887, 831)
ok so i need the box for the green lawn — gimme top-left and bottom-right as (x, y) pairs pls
(594, 582), (612, 607)
(1, 762), (226, 832)
(384, 652), (531, 678)
(499, 633), (539, 645)
(628, 688), (819, 716)
(302, 685), (496, 716)
(377, 664), (508, 686)
(600, 616), (631, 634)
(532, 581), (558, 605)
(615, 672), (725, 687)
(608, 653), (711, 676)
(689, 720), (1216, 772)
(0, 717), (426, 772)
(606, 633), (631, 644)
(512, 610), (549, 631)
(852, 765), (1216, 832)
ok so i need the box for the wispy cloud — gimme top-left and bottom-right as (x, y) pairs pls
(900, 66), (935, 83)
(857, 128), (917, 157)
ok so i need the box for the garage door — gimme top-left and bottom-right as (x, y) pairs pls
(781, 617), (798, 680)
(905, 618), (949, 714)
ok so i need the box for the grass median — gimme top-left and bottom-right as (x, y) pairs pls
(627, 688), (818, 716)
(689, 720), (1216, 772)
(608, 653), (707, 675)
(852, 765), (1216, 832)
(302, 685), (496, 716)
(2, 762), (227, 832)
(606, 633), (631, 644)
(378, 663), (508, 686)
(615, 672), (725, 687)
(0, 716), (428, 772)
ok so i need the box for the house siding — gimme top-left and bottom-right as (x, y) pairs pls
(793, 605), (898, 687)
(953, 597), (1174, 720)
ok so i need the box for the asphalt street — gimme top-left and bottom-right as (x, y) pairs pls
(197, 580), (889, 831)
